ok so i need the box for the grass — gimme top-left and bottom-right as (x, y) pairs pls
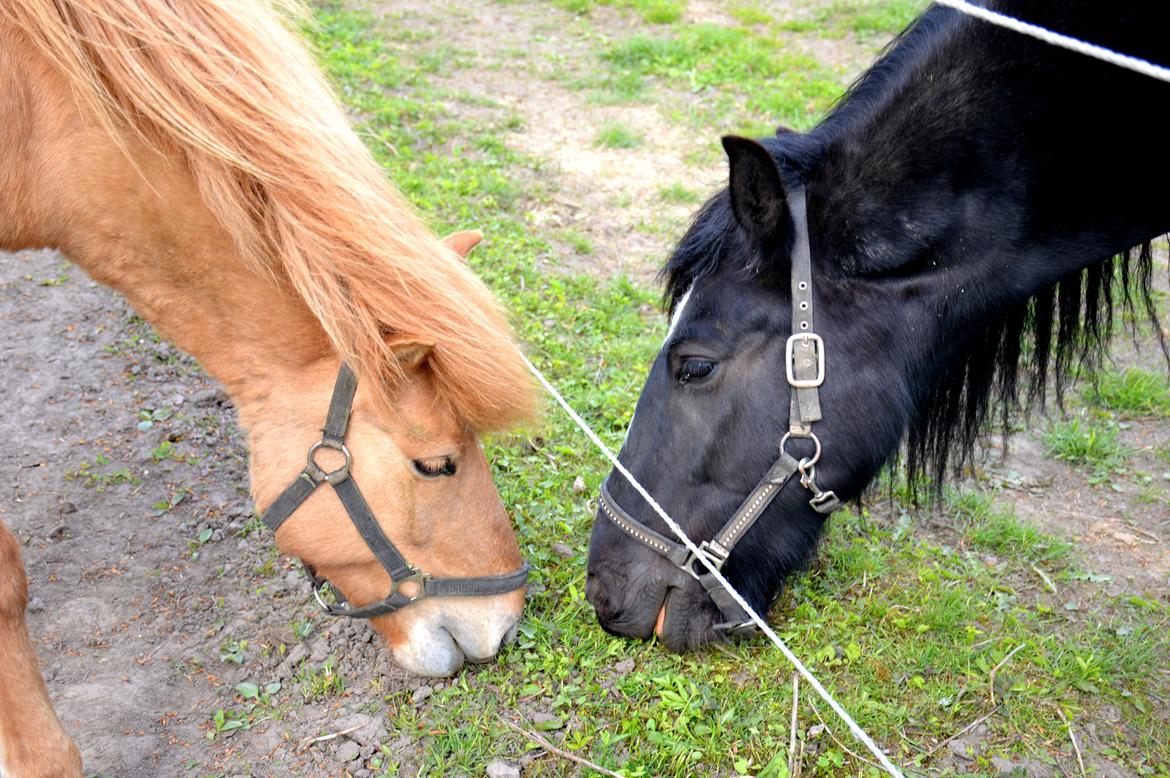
(305, 2), (1170, 776)
(593, 120), (643, 148)
(657, 182), (701, 204)
(1086, 368), (1170, 417)
(1043, 415), (1130, 483)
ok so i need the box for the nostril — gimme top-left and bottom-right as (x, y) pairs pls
(502, 618), (521, 646)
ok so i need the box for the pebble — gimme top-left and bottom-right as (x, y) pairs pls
(190, 387), (228, 406)
(283, 643), (309, 670)
(948, 737), (976, 761)
(485, 760), (520, 778)
(411, 685), (433, 704)
(991, 755), (1019, 774)
(613, 658), (635, 675)
(309, 637), (330, 664)
(552, 543), (573, 558)
(332, 713), (382, 748)
(335, 740), (361, 763)
(572, 476), (586, 494)
(59, 501), (77, 515)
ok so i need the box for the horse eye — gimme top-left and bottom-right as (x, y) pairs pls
(678, 358), (715, 384)
(412, 457), (457, 478)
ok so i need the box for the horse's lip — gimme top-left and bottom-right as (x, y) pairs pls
(654, 601), (667, 637)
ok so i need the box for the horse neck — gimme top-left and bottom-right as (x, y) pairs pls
(3, 44), (331, 423)
(806, 3), (1170, 301)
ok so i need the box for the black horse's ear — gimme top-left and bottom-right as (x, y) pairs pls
(722, 135), (789, 244)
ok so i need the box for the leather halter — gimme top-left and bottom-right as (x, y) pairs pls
(261, 364), (530, 619)
(598, 186), (841, 635)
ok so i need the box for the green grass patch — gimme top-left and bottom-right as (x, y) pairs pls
(593, 120), (644, 148)
(657, 182), (701, 204)
(561, 229), (595, 255)
(776, 0), (926, 37)
(1043, 415), (1129, 479)
(1086, 368), (1170, 417)
(553, 0), (686, 23)
(601, 25), (842, 131)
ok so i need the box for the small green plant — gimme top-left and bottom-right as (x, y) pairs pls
(66, 454), (139, 491)
(657, 182), (700, 204)
(1086, 368), (1170, 417)
(136, 407), (173, 431)
(639, 0), (684, 24)
(594, 121), (642, 149)
(151, 440), (179, 461)
(298, 657), (345, 701)
(152, 489), (189, 516)
(219, 639), (248, 665)
(562, 229), (595, 255)
(1043, 416), (1128, 474)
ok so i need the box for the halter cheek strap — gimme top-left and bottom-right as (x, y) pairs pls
(261, 364), (530, 619)
(598, 185), (841, 636)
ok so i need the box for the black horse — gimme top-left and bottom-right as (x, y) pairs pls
(586, 0), (1169, 651)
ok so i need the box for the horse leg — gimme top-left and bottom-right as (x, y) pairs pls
(0, 521), (82, 778)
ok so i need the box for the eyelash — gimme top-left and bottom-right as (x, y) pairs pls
(678, 358), (715, 384)
(412, 457), (457, 478)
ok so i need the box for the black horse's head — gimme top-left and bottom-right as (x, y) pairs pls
(586, 136), (922, 650)
(586, 0), (1170, 651)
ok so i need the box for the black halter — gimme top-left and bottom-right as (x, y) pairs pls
(261, 364), (530, 619)
(598, 186), (841, 635)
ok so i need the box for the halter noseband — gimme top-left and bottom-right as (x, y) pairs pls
(598, 186), (841, 635)
(261, 364), (530, 619)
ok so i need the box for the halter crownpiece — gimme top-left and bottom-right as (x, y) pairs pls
(261, 363), (530, 619)
(599, 185), (841, 636)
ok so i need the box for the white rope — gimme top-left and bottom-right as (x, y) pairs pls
(934, 0), (1170, 84)
(520, 353), (905, 778)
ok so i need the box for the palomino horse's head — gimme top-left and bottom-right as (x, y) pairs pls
(248, 234), (532, 677)
(586, 137), (909, 650)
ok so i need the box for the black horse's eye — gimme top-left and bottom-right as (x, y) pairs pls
(412, 457), (457, 478)
(678, 358), (715, 384)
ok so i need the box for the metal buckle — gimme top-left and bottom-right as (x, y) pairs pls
(312, 580), (339, 612)
(785, 333), (825, 389)
(307, 438), (352, 484)
(393, 568), (432, 601)
(682, 540), (731, 580)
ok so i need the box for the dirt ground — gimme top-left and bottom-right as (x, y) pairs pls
(2, 1), (1168, 777)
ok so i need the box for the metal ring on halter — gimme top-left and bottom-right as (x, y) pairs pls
(779, 431), (821, 469)
(307, 439), (352, 483)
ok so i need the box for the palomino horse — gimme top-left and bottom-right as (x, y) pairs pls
(587, 1), (1169, 650)
(0, 0), (536, 774)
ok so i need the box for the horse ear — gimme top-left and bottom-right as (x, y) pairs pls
(722, 136), (789, 243)
(441, 230), (483, 261)
(385, 333), (433, 370)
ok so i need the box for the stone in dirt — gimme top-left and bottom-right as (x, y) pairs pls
(334, 740), (361, 763)
(411, 684), (434, 704)
(485, 759), (521, 778)
(332, 713), (383, 748)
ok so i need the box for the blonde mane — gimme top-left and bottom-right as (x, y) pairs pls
(3, 0), (534, 430)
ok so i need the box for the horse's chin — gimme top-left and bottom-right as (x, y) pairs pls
(370, 592), (525, 677)
(656, 587), (722, 652)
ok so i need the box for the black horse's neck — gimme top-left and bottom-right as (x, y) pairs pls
(801, 2), (1168, 298)
(782, 2), (1169, 483)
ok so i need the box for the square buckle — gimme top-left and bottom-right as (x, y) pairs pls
(785, 333), (825, 389)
